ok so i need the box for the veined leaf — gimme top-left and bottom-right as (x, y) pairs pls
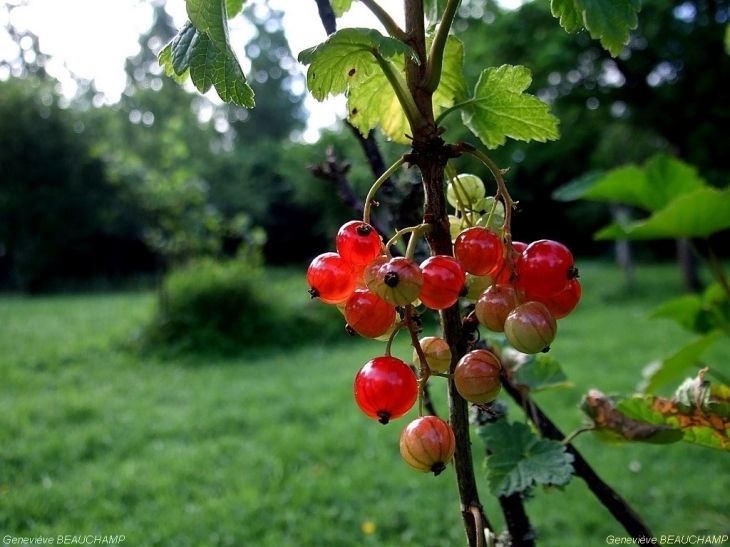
(581, 390), (684, 445)
(512, 352), (573, 393)
(580, 154), (705, 212)
(348, 34), (467, 143)
(159, 20), (254, 108)
(298, 28), (418, 102)
(551, 0), (641, 57)
(595, 187), (730, 240)
(458, 65), (559, 149)
(476, 420), (574, 497)
(187, 0), (230, 51)
(424, 0), (451, 24)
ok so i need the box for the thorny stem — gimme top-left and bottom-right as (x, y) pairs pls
(360, 0), (410, 42)
(364, 156), (406, 225)
(422, 0), (461, 92)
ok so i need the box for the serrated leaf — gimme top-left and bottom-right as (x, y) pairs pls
(160, 19), (254, 108)
(513, 353), (573, 393)
(298, 27), (418, 102)
(551, 0), (584, 33)
(187, 0), (229, 51)
(581, 390), (684, 444)
(476, 420), (574, 497)
(332, 0), (356, 17)
(624, 377), (730, 451)
(581, 155), (705, 212)
(595, 187), (730, 240)
(639, 331), (724, 394)
(158, 42), (189, 84)
(551, 0), (641, 57)
(459, 65), (559, 149)
(348, 34), (466, 143)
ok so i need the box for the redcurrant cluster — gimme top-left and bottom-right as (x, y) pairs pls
(305, 172), (581, 475)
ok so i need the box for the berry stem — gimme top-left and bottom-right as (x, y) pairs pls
(405, 304), (431, 417)
(364, 156), (406, 225)
(359, 0), (410, 42)
(385, 223), (433, 259)
(458, 143), (517, 253)
(421, 0), (460, 93)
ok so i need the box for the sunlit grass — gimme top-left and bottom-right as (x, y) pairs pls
(1, 261), (728, 546)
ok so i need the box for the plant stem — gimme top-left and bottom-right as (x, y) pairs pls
(364, 156), (406, 225)
(500, 377), (654, 540)
(373, 52), (429, 135)
(360, 0), (410, 42)
(422, 0), (461, 92)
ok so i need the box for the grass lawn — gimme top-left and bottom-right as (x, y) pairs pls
(1, 261), (728, 546)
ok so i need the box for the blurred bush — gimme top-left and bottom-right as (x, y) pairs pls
(139, 252), (345, 356)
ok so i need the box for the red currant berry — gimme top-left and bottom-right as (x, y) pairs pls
(454, 227), (504, 276)
(454, 349), (502, 404)
(419, 255), (466, 310)
(336, 221), (383, 266)
(504, 301), (558, 354)
(362, 255), (388, 289)
(371, 257), (424, 306)
(474, 283), (518, 333)
(354, 356), (418, 424)
(525, 278), (581, 319)
(307, 252), (356, 304)
(515, 239), (577, 298)
(344, 288), (398, 338)
(399, 416), (456, 476)
(490, 240), (527, 285)
(413, 336), (452, 374)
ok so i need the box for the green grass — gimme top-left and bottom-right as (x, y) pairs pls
(1, 262), (728, 546)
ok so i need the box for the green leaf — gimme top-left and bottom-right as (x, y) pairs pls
(581, 390), (684, 444)
(649, 294), (711, 334)
(225, 0), (247, 18)
(551, 0), (641, 57)
(348, 34), (466, 143)
(298, 28), (418, 102)
(332, 0), (356, 17)
(160, 20), (255, 108)
(595, 187), (730, 240)
(424, 0), (451, 24)
(640, 331), (724, 394)
(458, 65), (560, 149)
(512, 352), (573, 393)
(551, 171), (604, 202)
(578, 155), (705, 212)
(186, 0), (229, 51)
(158, 42), (189, 84)
(476, 420), (574, 497)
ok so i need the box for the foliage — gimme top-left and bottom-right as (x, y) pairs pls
(2, 265), (729, 546)
(158, 0), (729, 544)
(140, 253), (344, 356)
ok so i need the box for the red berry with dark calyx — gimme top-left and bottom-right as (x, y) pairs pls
(344, 288), (397, 338)
(399, 416), (456, 476)
(504, 301), (558, 354)
(454, 349), (502, 404)
(515, 239), (577, 298)
(454, 227), (504, 276)
(336, 220), (383, 266)
(307, 252), (356, 304)
(354, 356), (418, 424)
(371, 256), (424, 306)
(475, 283), (518, 333)
(525, 278), (582, 319)
(419, 255), (467, 310)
